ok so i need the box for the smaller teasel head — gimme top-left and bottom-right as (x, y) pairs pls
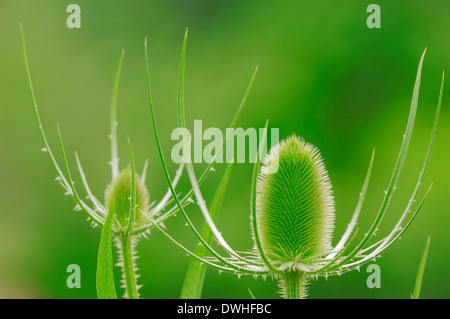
(255, 135), (335, 269)
(105, 168), (150, 231)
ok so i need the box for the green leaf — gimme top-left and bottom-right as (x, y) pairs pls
(96, 203), (118, 299)
(110, 49), (125, 180)
(180, 162), (234, 299)
(248, 288), (256, 299)
(412, 236), (431, 299)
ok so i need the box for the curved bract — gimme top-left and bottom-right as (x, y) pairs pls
(256, 136), (334, 267)
(150, 38), (443, 299)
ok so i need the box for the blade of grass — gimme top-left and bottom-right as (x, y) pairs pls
(141, 159), (149, 184)
(180, 162), (234, 299)
(412, 236), (431, 299)
(96, 203), (118, 299)
(110, 49), (125, 180)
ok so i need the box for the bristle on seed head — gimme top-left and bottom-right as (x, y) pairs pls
(255, 135), (335, 266)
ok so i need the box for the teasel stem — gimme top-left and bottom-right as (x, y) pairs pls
(117, 235), (140, 299)
(280, 270), (308, 299)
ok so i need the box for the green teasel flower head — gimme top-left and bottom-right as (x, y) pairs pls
(255, 135), (335, 269)
(105, 168), (150, 230)
(151, 48), (444, 299)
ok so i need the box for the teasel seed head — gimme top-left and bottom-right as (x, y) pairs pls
(255, 135), (335, 268)
(105, 168), (150, 230)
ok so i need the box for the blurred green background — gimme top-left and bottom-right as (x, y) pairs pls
(1, 0), (449, 299)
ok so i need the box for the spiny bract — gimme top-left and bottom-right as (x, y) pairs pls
(105, 168), (150, 230)
(255, 135), (335, 267)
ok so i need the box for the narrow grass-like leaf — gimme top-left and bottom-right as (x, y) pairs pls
(412, 236), (431, 299)
(96, 203), (118, 299)
(141, 159), (149, 184)
(110, 49), (125, 180)
(180, 162), (234, 299)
